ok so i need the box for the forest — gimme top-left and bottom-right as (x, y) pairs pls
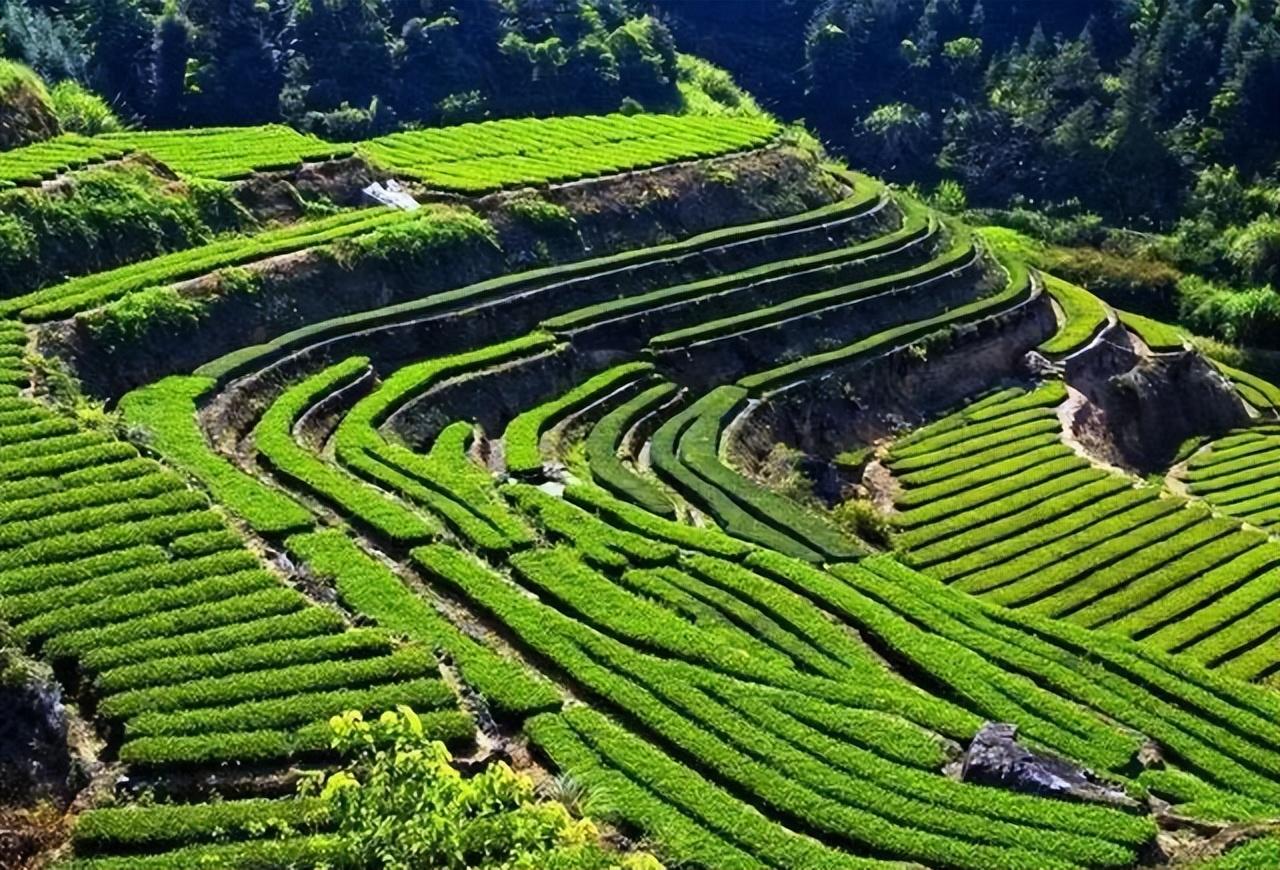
(657, 0), (1280, 351)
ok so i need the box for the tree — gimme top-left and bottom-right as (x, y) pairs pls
(862, 101), (934, 173)
(301, 707), (663, 870)
(1098, 42), (1185, 225)
(607, 15), (677, 108)
(185, 0), (283, 124)
(79, 0), (151, 116)
(0, 0), (87, 82)
(149, 9), (190, 125)
(284, 0), (393, 116)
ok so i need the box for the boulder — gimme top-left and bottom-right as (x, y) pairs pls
(961, 722), (1139, 809)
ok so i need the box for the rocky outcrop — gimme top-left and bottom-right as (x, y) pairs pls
(0, 666), (76, 807)
(1062, 332), (1247, 473)
(0, 62), (59, 150)
(961, 722), (1139, 809)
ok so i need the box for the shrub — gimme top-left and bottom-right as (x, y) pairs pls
(1177, 275), (1280, 347)
(48, 81), (123, 135)
(254, 357), (439, 544)
(1227, 216), (1280, 288)
(928, 179), (967, 215)
(333, 206), (497, 269)
(504, 363), (652, 476)
(81, 287), (204, 351)
(1042, 245), (1182, 318)
(117, 375), (313, 535)
(676, 54), (767, 118)
(1039, 275), (1109, 355)
(302, 707), (662, 870)
(832, 499), (892, 548)
(285, 529), (557, 715)
(501, 194), (576, 235)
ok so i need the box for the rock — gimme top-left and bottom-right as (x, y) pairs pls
(0, 670), (74, 805)
(1063, 336), (1247, 473)
(961, 722), (1140, 809)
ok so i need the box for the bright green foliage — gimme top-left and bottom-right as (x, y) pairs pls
(527, 710), (890, 870)
(1199, 838), (1280, 869)
(649, 386), (856, 560)
(1184, 425), (1280, 533)
(117, 717), (450, 767)
(562, 483), (752, 559)
(505, 484), (677, 568)
(196, 191), (879, 381)
(81, 609), (346, 673)
(19, 143), (1280, 870)
(1137, 768), (1280, 823)
(504, 363), (653, 475)
(651, 225), (973, 349)
(58, 835), (347, 869)
(98, 645), (439, 720)
(124, 679), (459, 740)
(677, 387), (860, 559)
(0, 134), (130, 188)
(94, 629), (394, 694)
(1039, 273), (1108, 356)
(1117, 309), (1185, 351)
(332, 336), (547, 550)
(543, 203), (926, 334)
(286, 529), (558, 715)
(888, 380), (1280, 679)
(6, 206), (483, 322)
(650, 394), (820, 560)
(98, 125), (352, 180)
(360, 113), (778, 193)
(48, 81), (123, 135)
(118, 375), (313, 534)
(849, 556), (1280, 809)
(1212, 360), (1280, 412)
(254, 357), (440, 543)
(72, 798), (331, 850)
(6, 206), (396, 319)
(413, 541), (1159, 870)
(585, 382), (679, 517)
(303, 707), (662, 870)
(740, 250), (1032, 393)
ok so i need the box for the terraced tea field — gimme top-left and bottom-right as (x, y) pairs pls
(3, 113), (1279, 868)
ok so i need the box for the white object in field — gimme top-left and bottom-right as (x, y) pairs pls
(362, 179), (420, 211)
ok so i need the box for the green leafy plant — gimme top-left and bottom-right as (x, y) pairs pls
(48, 81), (123, 135)
(832, 498), (893, 548)
(301, 706), (662, 870)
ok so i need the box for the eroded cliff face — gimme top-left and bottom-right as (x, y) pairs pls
(727, 283), (1247, 509)
(1057, 327), (1248, 474)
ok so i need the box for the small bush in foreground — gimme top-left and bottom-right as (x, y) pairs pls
(302, 707), (662, 870)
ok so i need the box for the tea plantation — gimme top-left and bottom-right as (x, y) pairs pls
(2, 109), (1278, 870)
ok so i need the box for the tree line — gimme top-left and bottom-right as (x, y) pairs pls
(1, 0), (681, 138)
(653, 0), (1280, 348)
